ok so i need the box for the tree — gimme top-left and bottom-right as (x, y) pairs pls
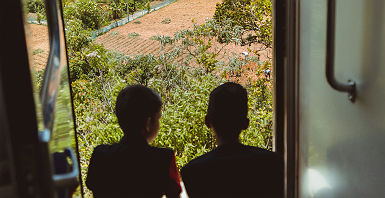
(214, 0), (272, 49)
(152, 19), (243, 73)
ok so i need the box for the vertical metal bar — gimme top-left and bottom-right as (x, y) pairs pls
(325, 0), (356, 102)
(40, 0), (68, 140)
(58, 0), (85, 194)
(40, 0), (80, 195)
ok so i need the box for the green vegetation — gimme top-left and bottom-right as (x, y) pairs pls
(128, 32), (140, 37)
(146, 1), (151, 14)
(64, 0), (105, 29)
(24, 0), (46, 22)
(110, 31), (120, 35)
(152, 19), (244, 73)
(57, 0), (273, 196)
(25, 0), (153, 27)
(161, 18), (171, 24)
(25, 0), (45, 13)
(214, 0), (272, 49)
(32, 48), (44, 55)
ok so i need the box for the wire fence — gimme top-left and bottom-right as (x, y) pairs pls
(90, 0), (177, 39)
(26, 0), (177, 39)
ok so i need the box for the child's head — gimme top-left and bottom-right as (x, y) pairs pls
(205, 82), (249, 141)
(115, 85), (162, 143)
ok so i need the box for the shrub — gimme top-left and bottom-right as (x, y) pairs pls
(161, 18), (171, 24)
(214, 0), (272, 48)
(109, 0), (125, 19)
(150, 70), (223, 168)
(68, 43), (123, 80)
(65, 19), (92, 52)
(152, 19), (243, 73)
(117, 54), (158, 85)
(63, 0), (105, 30)
(110, 31), (120, 35)
(33, 48), (44, 55)
(25, 0), (45, 13)
(128, 32), (140, 37)
(146, 1), (151, 13)
(71, 44), (273, 196)
(242, 62), (273, 148)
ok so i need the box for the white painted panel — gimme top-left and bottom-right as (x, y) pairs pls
(299, 0), (385, 197)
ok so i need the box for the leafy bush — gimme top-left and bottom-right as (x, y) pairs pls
(63, 0), (105, 30)
(68, 43), (123, 80)
(161, 18), (171, 24)
(65, 19), (92, 52)
(146, 1), (151, 13)
(110, 31), (120, 35)
(242, 62), (273, 148)
(24, 0), (46, 23)
(109, 0), (125, 19)
(151, 70), (223, 168)
(25, 0), (45, 13)
(152, 19), (243, 73)
(33, 48), (44, 55)
(128, 32), (140, 37)
(214, 0), (272, 48)
(117, 54), (158, 85)
(72, 51), (273, 184)
(70, 45), (273, 198)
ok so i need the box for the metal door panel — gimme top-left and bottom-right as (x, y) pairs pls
(298, 0), (385, 197)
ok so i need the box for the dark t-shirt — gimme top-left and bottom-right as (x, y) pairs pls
(86, 136), (181, 198)
(181, 143), (283, 198)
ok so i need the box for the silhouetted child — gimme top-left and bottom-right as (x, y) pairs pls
(86, 85), (181, 198)
(181, 82), (283, 198)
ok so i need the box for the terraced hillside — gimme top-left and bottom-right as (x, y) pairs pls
(94, 0), (271, 64)
(27, 0), (271, 72)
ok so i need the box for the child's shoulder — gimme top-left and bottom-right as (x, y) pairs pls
(149, 146), (174, 155)
(92, 144), (110, 153)
(89, 144), (113, 159)
(148, 146), (175, 161)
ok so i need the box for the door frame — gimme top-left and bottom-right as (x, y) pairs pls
(0, 0), (54, 197)
(273, 0), (300, 197)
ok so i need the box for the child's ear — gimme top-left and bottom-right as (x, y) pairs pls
(145, 116), (152, 133)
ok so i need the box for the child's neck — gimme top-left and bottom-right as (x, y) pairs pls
(216, 136), (240, 146)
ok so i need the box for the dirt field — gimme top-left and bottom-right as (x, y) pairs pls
(26, 24), (49, 70)
(95, 0), (271, 63)
(27, 0), (271, 80)
(105, 0), (221, 40)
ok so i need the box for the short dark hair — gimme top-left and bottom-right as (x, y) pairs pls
(206, 82), (248, 139)
(115, 85), (162, 134)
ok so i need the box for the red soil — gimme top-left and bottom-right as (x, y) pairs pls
(94, 0), (271, 63)
(26, 24), (49, 70)
(27, 0), (272, 83)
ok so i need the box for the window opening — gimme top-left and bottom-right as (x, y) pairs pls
(61, 0), (274, 196)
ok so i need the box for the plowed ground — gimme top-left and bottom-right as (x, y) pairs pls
(26, 24), (49, 70)
(94, 0), (271, 64)
(27, 0), (272, 83)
